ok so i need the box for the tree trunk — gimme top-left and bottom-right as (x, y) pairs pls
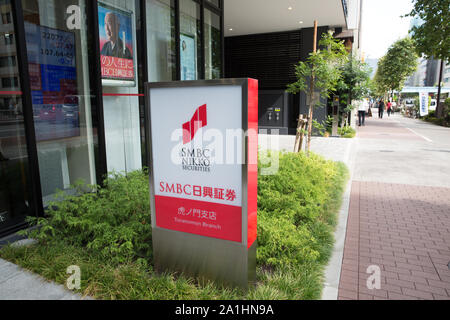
(306, 87), (315, 157)
(294, 115), (305, 152)
(298, 120), (306, 152)
(306, 20), (318, 157)
(436, 59), (444, 118)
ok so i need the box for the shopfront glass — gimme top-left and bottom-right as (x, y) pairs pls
(22, 0), (97, 204)
(179, 0), (201, 81)
(99, 0), (142, 174)
(0, 0), (34, 233)
(146, 0), (176, 82)
(205, 0), (220, 8)
(204, 8), (221, 80)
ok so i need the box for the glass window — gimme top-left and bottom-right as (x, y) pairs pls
(146, 0), (176, 82)
(99, 0), (142, 174)
(22, 0), (97, 204)
(0, 56), (17, 68)
(0, 0), (35, 233)
(2, 12), (12, 24)
(4, 33), (14, 45)
(204, 9), (221, 80)
(205, 0), (220, 8)
(179, 0), (201, 80)
(1, 77), (18, 88)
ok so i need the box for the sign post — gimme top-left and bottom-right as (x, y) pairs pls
(145, 79), (258, 288)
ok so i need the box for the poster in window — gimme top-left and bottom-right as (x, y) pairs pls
(98, 2), (136, 86)
(180, 34), (197, 81)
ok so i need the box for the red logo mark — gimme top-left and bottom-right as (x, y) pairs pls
(183, 104), (207, 144)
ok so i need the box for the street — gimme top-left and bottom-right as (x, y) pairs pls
(338, 113), (450, 300)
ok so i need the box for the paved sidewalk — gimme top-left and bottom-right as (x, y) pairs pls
(338, 115), (450, 300)
(0, 258), (85, 300)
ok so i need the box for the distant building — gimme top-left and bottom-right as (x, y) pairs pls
(0, 3), (20, 113)
(443, 63), (450, 87)
(406, 17), (442, 88)
(406, 58), (427, 87)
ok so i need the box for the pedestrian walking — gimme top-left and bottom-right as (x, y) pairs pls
(358, 99), (369, 126)
(387, 101), (392, 117)
(378, 99), (385, 119)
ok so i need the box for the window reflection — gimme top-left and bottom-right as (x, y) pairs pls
(22, 0), (97, 204)
(204, 9), (221, 80)
(180, 0), (201, 81)
(147, 0), (176, 82)
(0, 0), (34, 232)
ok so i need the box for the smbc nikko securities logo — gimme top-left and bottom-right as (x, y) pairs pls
(180, 104), (211, 173)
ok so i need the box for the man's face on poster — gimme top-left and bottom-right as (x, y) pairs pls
(105, 13), (119, 43)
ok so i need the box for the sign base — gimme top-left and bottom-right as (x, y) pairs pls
(153, 227), (257, 289)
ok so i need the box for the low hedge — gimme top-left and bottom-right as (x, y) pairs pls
(2, 152), (349, 300)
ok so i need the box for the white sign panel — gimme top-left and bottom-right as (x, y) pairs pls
(420, 92), (429, 117)
(148, 82), (259, 244)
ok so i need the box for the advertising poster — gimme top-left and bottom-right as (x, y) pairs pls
(25, 22), (79, 142)
(98, 2), (135, 85)
(180, 34), (197, 81)
(420, 92), (429, 117)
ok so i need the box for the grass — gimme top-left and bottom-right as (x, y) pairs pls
(338, 126), (356, 139)
(0, 152), (349, 300)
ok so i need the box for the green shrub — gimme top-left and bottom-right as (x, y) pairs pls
(21, 152), (348, 297)
(338, 126), (356, 138)
(257, 152), (348, 269)
(24, 170), (152, 265)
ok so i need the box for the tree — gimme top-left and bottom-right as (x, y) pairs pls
(406, 0), (450, 117)
(335, 56), (373, 126)
(374, 38), (418, 102)
(287, 31), (348, 156)
(374, 56), (390, 99)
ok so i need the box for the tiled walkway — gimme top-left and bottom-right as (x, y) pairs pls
(338, 115), (450, 300)
(339, 181), (450, 300)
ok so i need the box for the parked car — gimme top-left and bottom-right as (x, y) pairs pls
(405, 99), (415, 109)
(429, 99), (437, 111)
(38, 104), (64, 123)
(62, 95), (80, 126)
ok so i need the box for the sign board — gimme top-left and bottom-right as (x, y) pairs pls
(420, 92), (429, 117)
(146, 79), (258, 288)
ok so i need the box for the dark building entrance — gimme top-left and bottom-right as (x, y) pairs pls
(225, 26), (330, 135)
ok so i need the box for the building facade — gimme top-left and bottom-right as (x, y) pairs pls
(224, 0), (356, 134)
(1, 0), (355, 237)
(0, 0), (224, 237)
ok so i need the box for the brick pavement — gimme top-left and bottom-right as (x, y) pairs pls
(338, 116), (450, 300)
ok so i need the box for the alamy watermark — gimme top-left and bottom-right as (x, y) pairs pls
(66, 265), (81, 290)
(169, 127), (281, 176)
(366, 265), (381, 290)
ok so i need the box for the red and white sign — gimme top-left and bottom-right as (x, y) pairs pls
(101, 55), (135, 80)
(148, 80), (258, 248)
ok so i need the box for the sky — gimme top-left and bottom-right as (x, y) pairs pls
(361, 0), (414, 60)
